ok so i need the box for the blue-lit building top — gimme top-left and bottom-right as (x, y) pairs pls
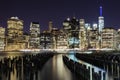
(98, 6), (104, 33)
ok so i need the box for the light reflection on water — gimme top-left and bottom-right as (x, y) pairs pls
(0, 52), (120, 80)
(0, 52), (80, 80)
(40, 54), (80, 80)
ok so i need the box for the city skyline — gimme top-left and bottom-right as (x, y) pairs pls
(0, 0), (120, 33)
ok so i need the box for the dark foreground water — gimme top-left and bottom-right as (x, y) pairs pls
(0, 53), (79, 80)
(0, 52), (119, 80)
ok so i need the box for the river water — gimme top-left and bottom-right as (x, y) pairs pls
(0, 52), (119, 80)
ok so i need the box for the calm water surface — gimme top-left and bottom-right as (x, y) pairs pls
(0, 52), (119, 80)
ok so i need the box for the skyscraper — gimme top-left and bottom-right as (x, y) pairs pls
(6, 17), (25, 51)
(102, 28), (117, 49)
(89, 29), (99, 49)
(85, 23), (91, 49)
(92, 23), (98, 30)
(51, 28), (59, 49)
(117, 29), (120, 49)
(98, 6), (104, 32)
(56, 29), (67, 49)
(79, 19), (87, 50)
(29, 22), (40, 49)
(98, 6), (104, 49)
(63, 17), (79, 49)
(7, 17), (23, 43)
(40, 31), (53, 49)
(0, 27), (5, 51)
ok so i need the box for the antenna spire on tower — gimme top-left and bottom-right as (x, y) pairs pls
(100, 6), (103, 16)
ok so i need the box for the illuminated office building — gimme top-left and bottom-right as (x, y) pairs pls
(40, 31), (53, 49)
(29, 22), (40, 49)
(0, 27), (5, 51)
(85, 23), (91, 49)
(88, 23), (99, 49)
(85, 23), (99, 49)
(117, 29), (120, 49)
(51, 28), (59, 49)
(92, 23), (98, 30)
(7, 17), (23, 43)
(63, 17), (79, 49)
(79, 19), (87, 50)
(56, 29), (67, 49)
(85, 23), (92, 30)
(6, 17), (25, 51)
(89, 30), (99, 49)
(63, 18), (71, 31)
(23, 33), (30, 49)
(98, 17), (104, 32)
(101, 28), (117, 49)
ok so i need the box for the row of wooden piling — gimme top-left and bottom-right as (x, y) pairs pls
(63, 56), (104, 80)
(0, 52), (54, 80)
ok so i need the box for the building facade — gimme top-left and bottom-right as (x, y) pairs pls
(85, 23), (92, 49)
(89, 30), (99, 49)
(101, 28), (117, 49)
(117, 29), (120, 49)
(98, 6), (104, 33)
(40, 31), (53, 49)
(29, 22), (40, 49)
(98, 6), (104, 49)
(6, 17), (25, 51)
(51, 28), (60, 49)
(79, 19), (87, 50)
(23, 33), (30, 49)
(56, 29), (67, 49)
(63, 17), (79, 49)
(7, 17), (23, 43)
(0, 27), (5, 51)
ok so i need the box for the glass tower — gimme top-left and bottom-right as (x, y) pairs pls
(98, 6), (104, 33)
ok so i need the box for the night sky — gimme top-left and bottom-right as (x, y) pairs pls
(0, 0), (120, 33)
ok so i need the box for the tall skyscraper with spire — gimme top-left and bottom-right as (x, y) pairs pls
(98, 6), (104, 48)
(98, 6), (104, 32)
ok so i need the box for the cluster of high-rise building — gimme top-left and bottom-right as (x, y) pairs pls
(0, 6), (120, 51)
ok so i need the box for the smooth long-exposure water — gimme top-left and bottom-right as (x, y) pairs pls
(0, 52), (119, 80)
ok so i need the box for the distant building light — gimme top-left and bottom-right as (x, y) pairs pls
(85, 23), (91, 30)
(93, 23), (98, 30)
(11, 16), (19, 20)
(118, 29), (120, 31)
(67, 18), (70, 21)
